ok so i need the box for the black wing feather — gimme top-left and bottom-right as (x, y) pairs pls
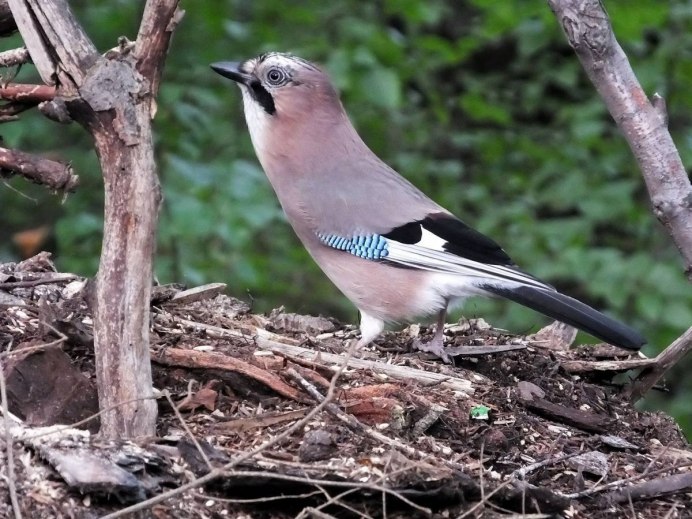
(384, 212), (513, 266)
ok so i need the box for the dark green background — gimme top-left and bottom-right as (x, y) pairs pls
(1, 1), (690, 435)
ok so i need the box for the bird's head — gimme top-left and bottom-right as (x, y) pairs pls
(212, 53), (342, 156)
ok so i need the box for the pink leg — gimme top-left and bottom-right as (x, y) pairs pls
(413, 308), (449, 363)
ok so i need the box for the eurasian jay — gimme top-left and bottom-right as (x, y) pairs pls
(211, 52), (645, 361)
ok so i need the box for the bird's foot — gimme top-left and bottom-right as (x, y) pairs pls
(413, 335), (451, 364)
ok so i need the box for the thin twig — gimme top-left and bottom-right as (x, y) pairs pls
(304, 464), (421, 519)
(458, 477), (515, 519)
(162, 389), (212, 471)
(0, 336), (66, 359)
(0, 274), (78, 290)
(0, 83), (55, 102)
(287, 367), (423, 460)
(301, 486), (373, 519)
(559, 461), (692, 499)
(192, 489), (323, 505)
(299, 509), (336, 519)
(626, 326), (692, 401)
(512, 452), (582, 479)
(0, 359), (24, 519)
(217, 470), (430, 515)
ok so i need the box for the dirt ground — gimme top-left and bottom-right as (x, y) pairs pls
(0, 253), (690, 518)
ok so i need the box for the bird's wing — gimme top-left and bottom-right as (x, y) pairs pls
(317, 212), (552, 290)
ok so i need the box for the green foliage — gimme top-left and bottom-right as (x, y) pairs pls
(1, 0), (691, 433)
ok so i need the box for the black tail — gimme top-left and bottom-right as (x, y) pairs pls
(481, 284), (645, 350)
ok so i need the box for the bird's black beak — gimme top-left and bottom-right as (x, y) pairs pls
(210, 61), (253, 86)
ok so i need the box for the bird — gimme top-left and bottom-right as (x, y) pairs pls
(211, 52), (646, 361)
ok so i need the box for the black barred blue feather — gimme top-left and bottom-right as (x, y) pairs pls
(317, 233), (389, 260)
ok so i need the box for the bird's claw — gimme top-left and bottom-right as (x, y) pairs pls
(413, 336), (451, 363)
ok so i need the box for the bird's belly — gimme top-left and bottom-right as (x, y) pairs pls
(312, 247), (448, 323)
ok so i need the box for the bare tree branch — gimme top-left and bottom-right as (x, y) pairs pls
(625, 326), (692, 401)
(0, 83), (55, 102)
(547, 0), (692, 279)
(0, 145), (78, 191)
(0, 83), (55, 121)
(11, 0), (97, 88)
(135, 2), (184, 98)
(0, 47), (29, 67)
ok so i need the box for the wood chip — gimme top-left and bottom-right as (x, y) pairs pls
(4, 343), (99, 431)
(527, 321), (578, 350)
(212, 409), (308, 434)
(600, 435), (640, 450)
(43, 448), (145, 503)
(519, 396), (612, 433)
(269, 309), (336, 335)
(568, 451), (609, 477)
(168, 283), (227, 304)
(517, 380), (546, 400)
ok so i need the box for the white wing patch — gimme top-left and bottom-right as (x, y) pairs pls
(385, 239), (550, 290)
(417, 228), (447, 251)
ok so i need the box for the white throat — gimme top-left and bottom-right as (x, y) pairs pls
(240, 87), (271, 157)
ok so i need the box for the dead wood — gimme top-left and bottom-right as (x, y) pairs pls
(162, 313), (479, 395)
(0, 273), (77, 289)
(625, 326), (692, 400)
(561, 357), (658, 374)
(0, 0), (15, 36)
(154, 347), (307, 403)
(0, 83), (55, 103)
(518, 392), (613, 433)
(168, 283), (227, 305)
(0, 145), (78, 191)
(0, 47), (29, 67)
(607, 471), (692, 504)
(212, 409), (309, 434)
(3, 342), (99, 431)
(528, 320), (578, 350)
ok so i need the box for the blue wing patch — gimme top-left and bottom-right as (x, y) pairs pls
(317, 233), (389, 260)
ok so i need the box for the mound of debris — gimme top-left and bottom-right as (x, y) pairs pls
(0, 253), (689, 518)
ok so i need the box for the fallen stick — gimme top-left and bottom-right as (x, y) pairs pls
(607, 472), (692, 504)
(163, 314), (478, 396)
(154, 347), (307, 403)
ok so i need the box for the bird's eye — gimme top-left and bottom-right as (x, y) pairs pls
(265, 67), (288, 86)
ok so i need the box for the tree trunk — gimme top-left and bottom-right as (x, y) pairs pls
(8, 0), (181, 438)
